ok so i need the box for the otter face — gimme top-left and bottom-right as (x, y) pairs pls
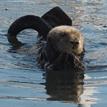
(47, 26), (84, 55)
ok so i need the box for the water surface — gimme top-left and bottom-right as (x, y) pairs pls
(0, 0), (107, 107)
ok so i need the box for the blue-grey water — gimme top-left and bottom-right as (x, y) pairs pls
(0, 0), (107, 107)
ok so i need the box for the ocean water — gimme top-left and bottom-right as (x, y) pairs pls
(0, 0), (107, 107)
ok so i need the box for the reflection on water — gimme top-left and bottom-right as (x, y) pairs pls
(0, 0), (107, 107)
(45, 70), (84, 103)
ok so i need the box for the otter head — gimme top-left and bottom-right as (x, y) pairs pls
(47, 26), (84, 56)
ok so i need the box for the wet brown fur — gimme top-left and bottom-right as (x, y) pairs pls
(38, 26), (85, 71)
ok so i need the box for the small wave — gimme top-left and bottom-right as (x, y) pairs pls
(87, 65), (107, 71)
(0, 96), (46, 101)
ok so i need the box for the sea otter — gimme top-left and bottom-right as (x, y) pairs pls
(38, 25), (85, 71)
(7, 7), (85, 71)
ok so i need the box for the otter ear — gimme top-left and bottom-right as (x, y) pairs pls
(42, 6), (72, 27)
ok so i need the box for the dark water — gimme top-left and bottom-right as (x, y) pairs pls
(0, 0), (107, 107)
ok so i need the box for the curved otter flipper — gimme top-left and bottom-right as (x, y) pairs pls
(7, 15), (52, 47)
(42, 6), (72, 27)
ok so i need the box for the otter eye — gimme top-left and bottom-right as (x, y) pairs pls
(70, 41), (79, 45)
(74, 42), (79, 45)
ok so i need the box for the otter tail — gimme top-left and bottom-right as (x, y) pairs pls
(7, 15), (52, 47)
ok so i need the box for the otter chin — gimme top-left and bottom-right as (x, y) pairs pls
(47, 26), (84, 56)
(38, 25), (85, 71)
